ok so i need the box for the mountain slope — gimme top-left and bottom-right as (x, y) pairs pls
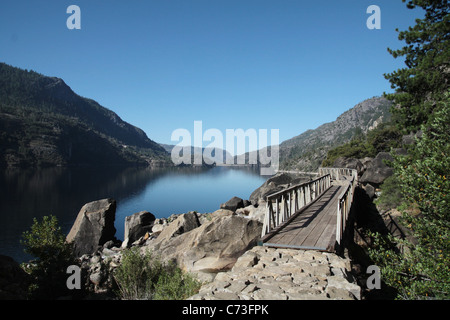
(0, 63), (169, 167)
(279, 96), (392, 171)
(238, 96), (392, 172)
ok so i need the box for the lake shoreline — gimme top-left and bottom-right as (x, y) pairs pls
(0, 166), (271, 264)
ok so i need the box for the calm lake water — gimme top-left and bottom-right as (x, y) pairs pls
(0, 166), (269, 263)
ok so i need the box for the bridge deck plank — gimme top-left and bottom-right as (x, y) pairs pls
(263, 185), (341, 252)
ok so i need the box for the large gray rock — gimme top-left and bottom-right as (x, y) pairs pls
(66, 198), (117, 257)
(145, 214), (262, 275)
(236, 204), (267, 223)
(362, 183), (376, 199)
(332, 157), (364, 175)
(249, 173), (293, 204)
(360, 152), (394, 185)
(220, 196), (244, 212)
(123, 211), (155, 247)
(152, 212), (200, 245)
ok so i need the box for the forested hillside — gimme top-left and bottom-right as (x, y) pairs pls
(0, 63), (170, 167)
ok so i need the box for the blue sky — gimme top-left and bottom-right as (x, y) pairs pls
(0, 0), (423, 150)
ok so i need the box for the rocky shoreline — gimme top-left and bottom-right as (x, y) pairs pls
(1, 172), (366, 300)
(189, 246), (361, 300)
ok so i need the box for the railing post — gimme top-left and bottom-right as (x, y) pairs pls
(307, 185), (311, 204)
(275, 198), (279, 228)
(270, 201), (275, 232)
(262, 201), (271, 237)
(283, 195), (288, 222)
(288, 192), (292, 220)
(336, 201), (341, 244)
(302, 186), (305, 207)
(263, 202), (267, 237)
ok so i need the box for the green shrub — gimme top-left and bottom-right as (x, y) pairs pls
(322, 138), (369, 167)
(366, 124), (402, 155)
(113, 247), (201, 300)
(21, 215), (75, 299)
(369, 106), (450, 299)
(153, 263), (202, 300)
(322, 122), (402, 167)
(374, 175), (404, 211)
(113, 247), (155, 299)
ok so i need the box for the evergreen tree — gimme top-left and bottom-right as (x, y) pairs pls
(384, 0), (449, 132)
(369, 0), (449, 299)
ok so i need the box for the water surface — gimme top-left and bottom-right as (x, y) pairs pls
(0, 166), (268, 263)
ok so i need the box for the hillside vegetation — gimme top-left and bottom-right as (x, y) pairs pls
(279, 96), (392, 171)
(321, 122), (403, 167)
(0, 63), (170, 168)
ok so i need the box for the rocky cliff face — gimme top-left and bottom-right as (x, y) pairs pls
(279, 97), (392, 171)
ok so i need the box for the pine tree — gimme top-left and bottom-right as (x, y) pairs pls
(384, 0), (449, 132)
(369, 0), (450, 299)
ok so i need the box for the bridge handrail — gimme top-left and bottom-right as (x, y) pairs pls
(261, 174), (332, 238)
(318, 167), (358, 181)
(336, 170), (358, 245)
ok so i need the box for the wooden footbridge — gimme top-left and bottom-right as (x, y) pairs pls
(260, 168), (358, 253)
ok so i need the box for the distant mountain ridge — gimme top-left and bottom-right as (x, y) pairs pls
(279, 96), (392, 171)
(0, 63), (392, 170)
(237, 96), (392, 172)
(0, 63), (169, 167)
(160, 144), (234, 166)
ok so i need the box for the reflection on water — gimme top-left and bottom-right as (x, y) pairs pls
(0, 166), (269, 263)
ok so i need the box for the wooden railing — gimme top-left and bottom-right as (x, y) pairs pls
(335, 169), (358, 245)
(318, 167), (358, 181)
(261, 174), (332, 237)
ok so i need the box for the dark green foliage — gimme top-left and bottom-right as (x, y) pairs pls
(366, 123), (404, 155)
(374, 175), (405, 211)
(21, 215), (76, 299)
(369, 105), (450, 299)
(392, 104), (449, 233)
(322, 122), (402, 167)
(321, 139), (368, 167)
